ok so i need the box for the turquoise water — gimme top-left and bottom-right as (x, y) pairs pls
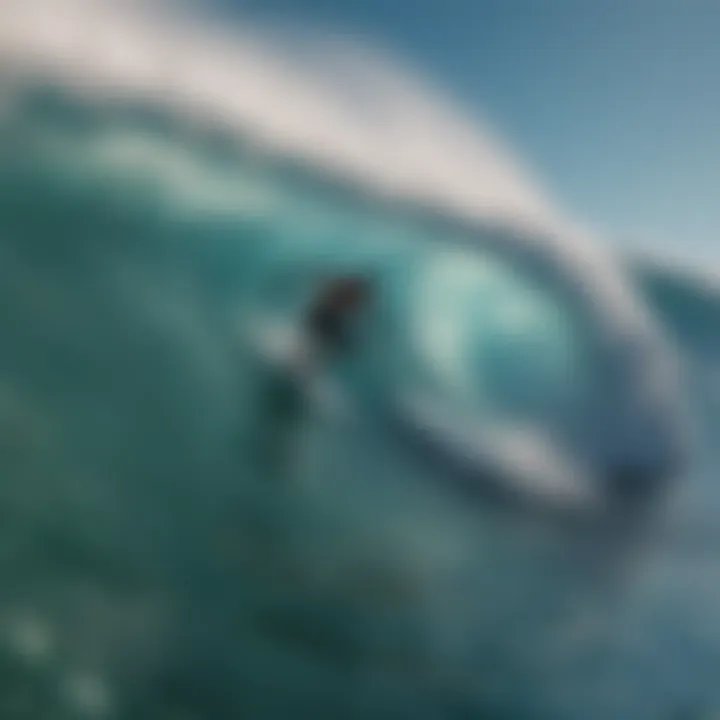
(0, 87), (717, 719)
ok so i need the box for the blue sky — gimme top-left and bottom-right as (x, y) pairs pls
(219, 0), (720, 260)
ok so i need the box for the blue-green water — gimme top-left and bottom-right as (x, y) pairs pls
(0, 83), (718, 720)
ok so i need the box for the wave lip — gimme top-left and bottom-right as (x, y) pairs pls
(0, 0), (563, 234)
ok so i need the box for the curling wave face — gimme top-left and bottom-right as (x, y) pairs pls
(0, 4), (715, 720)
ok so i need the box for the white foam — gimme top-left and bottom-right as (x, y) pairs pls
(399, 392), (598, 516)
(0, 0), (562, 234)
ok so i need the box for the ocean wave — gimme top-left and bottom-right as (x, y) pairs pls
(0, 2), (712, 719)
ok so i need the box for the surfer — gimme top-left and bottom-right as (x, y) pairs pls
(304, 275), (373, 362)
(250, 274), (373, 483)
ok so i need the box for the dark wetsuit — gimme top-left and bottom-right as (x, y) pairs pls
(306, 277), (370, 356)
(305, 304), (354, 358)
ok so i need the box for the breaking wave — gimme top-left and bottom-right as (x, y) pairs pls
(0, 2), (716, 719)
